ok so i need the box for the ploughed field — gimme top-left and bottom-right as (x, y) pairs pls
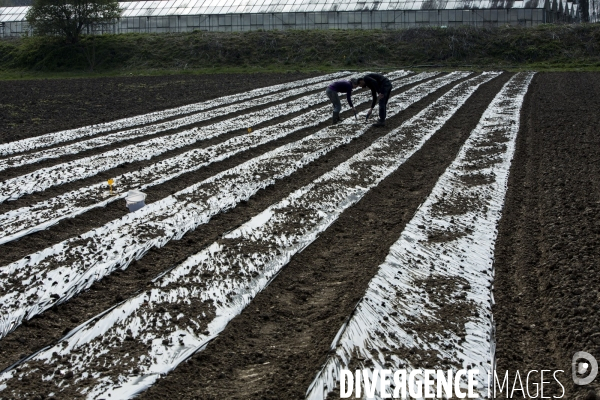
(0, 71), (598, 399)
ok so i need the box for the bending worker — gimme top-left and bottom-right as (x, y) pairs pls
(357, 73), (393, 127)
(326, 78), (358, 125)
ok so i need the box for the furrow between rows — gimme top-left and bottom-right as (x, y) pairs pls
(305, 72), (534, 400)
(0, 71), (497, 400)
(0, 72), (348, 158)
(0, 72), (426, 245)
(0, 73), (359, 172)
(0, 72), (468, 342)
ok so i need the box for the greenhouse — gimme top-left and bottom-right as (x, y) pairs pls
(0, 0), (585, 38)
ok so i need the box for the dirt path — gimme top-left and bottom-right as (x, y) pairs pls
(138, 73), (511, 400)
(492, 72), (600, 399)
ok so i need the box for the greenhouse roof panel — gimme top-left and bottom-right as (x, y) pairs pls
(0, 0), (563, 22)
(0, 6), (28, 22)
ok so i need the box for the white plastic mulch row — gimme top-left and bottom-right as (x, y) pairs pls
(0, 72), (427, 246)
(0, 72), (469, 342)
(0, 73), (358, 172)
(0, 71), (499, 400)
(0, 80), (342, 202)
(0, 71), (348, 157)
(305, 72), (535, 400)
(0, 71), (414, 203)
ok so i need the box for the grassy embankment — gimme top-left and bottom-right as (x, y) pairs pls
(1, 24), (600, 79)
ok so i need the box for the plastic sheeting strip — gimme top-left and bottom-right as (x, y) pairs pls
(1, 71), (415, 202)
(0, 72), (348, 157)
(305, 72), (535, 400)
(0, 73), (361, 172)
(0, 81), (341, 202)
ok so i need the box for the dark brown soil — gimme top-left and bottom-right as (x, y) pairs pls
(136, 73), (511, 400)
(492, 72), (600, 399)
(0, 72), (319, 144)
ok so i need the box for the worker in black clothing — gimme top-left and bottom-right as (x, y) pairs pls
(357, 73), (392, 127)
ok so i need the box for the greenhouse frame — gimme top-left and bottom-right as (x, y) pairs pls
(0, 0), (586, 38)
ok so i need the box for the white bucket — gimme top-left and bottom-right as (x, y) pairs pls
(125, 189), (147, 212)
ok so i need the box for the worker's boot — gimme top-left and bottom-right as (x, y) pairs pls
(332, 111), (343, 125)
(372, 119), (385, 127)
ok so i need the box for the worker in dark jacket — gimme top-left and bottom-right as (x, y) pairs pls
(326, 78), (358, 125)
(357, 73), (392, 127)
